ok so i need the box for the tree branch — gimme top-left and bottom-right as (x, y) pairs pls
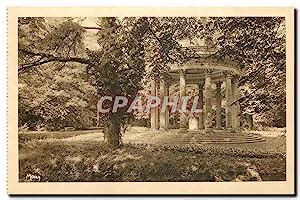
(18, 49), (90, 73)
(145, 21), (177, 63)
(232, 68), (281, 106)
(82, 26), (102, 30)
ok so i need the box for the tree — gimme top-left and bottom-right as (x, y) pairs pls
(19, 62), (97, 131)
(18, 17), (202, 148)
(18, 18), (97, 131)
(209, 17), (286, 127)
(84, 17), (149, 148)
(18, 17), (286, 148)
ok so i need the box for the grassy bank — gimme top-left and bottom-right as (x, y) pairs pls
(19, 135), (286, 182)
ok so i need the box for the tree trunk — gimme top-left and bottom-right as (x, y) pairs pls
(246, 114), (254, 130)
(106, 115), (121, 149)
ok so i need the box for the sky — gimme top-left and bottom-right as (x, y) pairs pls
(78, 17), (101, 51)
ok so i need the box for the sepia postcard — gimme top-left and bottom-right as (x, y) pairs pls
(7, 7), (295, 195)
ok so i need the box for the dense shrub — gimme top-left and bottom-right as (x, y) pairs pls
(18, 63), (97, 131)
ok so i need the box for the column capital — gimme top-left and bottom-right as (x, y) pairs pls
(226, 73), (233, 79)
(215, 81), (222, 88)
(160, 78), (167, 85)
(205, 73), (212, 78)
(179, 69), (186, 75)
(205, 69), (213, 74)
(231, 75), (240, 84)
(198, 82), (204, 90)
(152, 76), (160, 85)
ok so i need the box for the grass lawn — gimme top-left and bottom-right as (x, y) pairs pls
(19, 130), (286, 182)
(18, 130), (99, 141)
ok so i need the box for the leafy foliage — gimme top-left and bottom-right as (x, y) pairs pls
(18, 63), (97, 131)
(84, 17), (149, 147)
(18, 17), (287, 147)
(210, 17), (286, 126)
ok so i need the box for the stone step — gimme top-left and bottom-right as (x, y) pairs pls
(156, 139), (265, 144)
(207, 137), (262, 141)
(164, 133), (261, 138)
(157, 136), (264, 141)
(129, 138), (266, 145)
(132, 139), (265, 145)
(168, 137), (264, 141)
(126, 131), (266, 145)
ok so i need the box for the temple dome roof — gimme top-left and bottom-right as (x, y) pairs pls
(165, 38), (241, 84)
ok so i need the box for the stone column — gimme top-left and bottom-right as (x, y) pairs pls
(160, 80), (169, 130)
(198, 83), (204, 130)
(215, 81), (222, 130)
(155, 81), (159, 129)
(232, 77), (241, 132)
(166, 82), (170, 129)
(204, 74), (213, 132)
(179, 70), (187, 132)
(150, 79), (159, 130)
(225, 74), (233, 131)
